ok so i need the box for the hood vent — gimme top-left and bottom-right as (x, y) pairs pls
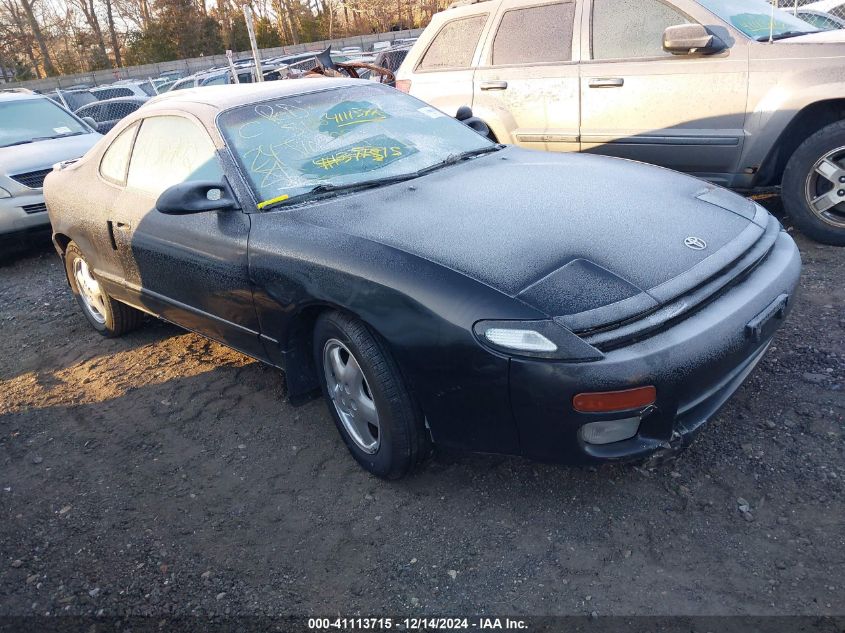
(10, 168), (52, 189)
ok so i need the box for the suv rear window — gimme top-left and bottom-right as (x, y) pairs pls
(492, 3), (575, 65)
(418, 15), (487, 70)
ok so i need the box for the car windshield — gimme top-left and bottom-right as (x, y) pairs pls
(218, 84), (493, 208)
(697, 0), (821, 38)
(0, 98), (89, 148)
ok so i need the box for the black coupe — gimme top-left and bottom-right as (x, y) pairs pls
(45, 80), (801, 478)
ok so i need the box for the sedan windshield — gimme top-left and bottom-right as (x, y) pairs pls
(218, 84), (493, 208)
(0, 98), (90, 148)
(697, 0), (820, 39)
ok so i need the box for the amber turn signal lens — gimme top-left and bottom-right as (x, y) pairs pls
(573, 386), (656, 413)
(395, 79), (412, 94)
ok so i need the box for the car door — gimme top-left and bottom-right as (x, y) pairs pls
(472, 0), (580, 151)
(109, 113), (268, 361)
(579, 0), (749, 186)
(407, 12), (489, 116)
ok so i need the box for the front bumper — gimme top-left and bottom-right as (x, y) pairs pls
(509, 229), (801, 464)
(0, 192), (51, 247)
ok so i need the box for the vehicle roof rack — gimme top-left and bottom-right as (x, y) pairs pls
(448, 0), (491, 8)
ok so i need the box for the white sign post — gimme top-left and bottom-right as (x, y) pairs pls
(225, 49), (239, 83)
(243, 6), (264, 82)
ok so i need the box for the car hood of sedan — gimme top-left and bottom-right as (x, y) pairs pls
(292, 147), (769, 329)
(0, 133), (100, 176)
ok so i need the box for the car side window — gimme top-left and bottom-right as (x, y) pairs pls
(126, 115), (223, 198)
(99, 122), (139, 185)
(203, 75), (228, 86)
(592, 0), (690, 60)
(492, 2), (575, 65)
(417, 15), (488, 70)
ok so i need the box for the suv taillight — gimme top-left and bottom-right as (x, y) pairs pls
(395, 79), (411, 94)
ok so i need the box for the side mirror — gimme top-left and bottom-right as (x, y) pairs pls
(663, 24), (726, 55)
(156, 180), (239, 215)
(82, 116), (99, 132)
(454, 105), (491, 138)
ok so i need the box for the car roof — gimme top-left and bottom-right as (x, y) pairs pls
(0, 90), (44, 102)
(144, 78), (361, 113)
(79, 96), (147, 106)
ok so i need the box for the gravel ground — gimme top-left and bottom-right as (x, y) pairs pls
(1, 202), (843, 619)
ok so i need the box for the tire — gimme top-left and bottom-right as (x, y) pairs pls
(65, 242), (143, 337)
(782, 120), (845, 246)
(313, 310), (430, 479)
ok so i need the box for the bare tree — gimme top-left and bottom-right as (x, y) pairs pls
(103, 0), (121, 66)
(15, 0), (57, 75)
(71, 0), (109, 65)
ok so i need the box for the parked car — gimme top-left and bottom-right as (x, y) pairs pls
(75, 97), (147, 134)
(44, 88), (97, 112)
(44, 80), (799, 478)
(91, 81), (157, 101)
(0, 91), (99, 250)
(797, 3), (845, 31)
(169, 68), (255, 91)
(372, 43), (414, 85)
(396, 0), (845, 245)
(801, 0), (845, 20)
(158, 69), (188, 82)
(371, 40), (393, 52)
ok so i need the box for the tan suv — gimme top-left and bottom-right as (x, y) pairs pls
(396, 0), (845, 245)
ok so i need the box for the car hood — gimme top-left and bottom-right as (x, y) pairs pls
(776, 30), (845, 44)
(0, 133), (100, 176)
(291, 148), (771, 329)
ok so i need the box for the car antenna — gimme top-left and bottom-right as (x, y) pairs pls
(768, 0), (775, 43)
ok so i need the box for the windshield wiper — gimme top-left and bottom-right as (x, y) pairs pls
(260, 173), (419, 211)
(756, 30), (820, 41)
(417, 145), (503, 176)
(259, 144), (502, 211)
(1, 132), (85, 148)
(0, 139), (34, 148)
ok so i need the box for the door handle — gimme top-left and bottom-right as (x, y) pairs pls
(480, 80), (508, 91)
(588, 77), (624, 88)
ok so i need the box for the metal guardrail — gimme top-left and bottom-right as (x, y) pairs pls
(7, 29), (423, 92)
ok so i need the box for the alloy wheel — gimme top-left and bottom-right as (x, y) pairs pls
(322, 338), (381, 454)
(804, 145), (845, 229)
(73, 257), (107, 324)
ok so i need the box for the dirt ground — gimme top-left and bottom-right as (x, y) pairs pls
(1, 201), (843, 619)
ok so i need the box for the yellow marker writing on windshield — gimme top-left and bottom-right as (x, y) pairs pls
(257, 194), (290, 210)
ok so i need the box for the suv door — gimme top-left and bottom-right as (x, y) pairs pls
(473, 0), (580, 151)
(407, 13), (489, 116)
(110, 113), (267, 360)
(579, 0), (749, 186)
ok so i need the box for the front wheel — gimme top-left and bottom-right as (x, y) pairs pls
(65, 242), (143, 337)
(782, 120), (845, 246)
(313, 311), (430, 479)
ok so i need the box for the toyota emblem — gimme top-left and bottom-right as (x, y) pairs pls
(684, 236), (707, 251)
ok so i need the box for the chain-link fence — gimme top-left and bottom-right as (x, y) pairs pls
(777, 0), (845, 29)
(9, 29), (423, 93)
(72, 98), (147, 133)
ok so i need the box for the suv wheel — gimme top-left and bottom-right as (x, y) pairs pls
(782, 120), (845, 246)
(65, 242), (143, 337)
(313, 311), (430, 479)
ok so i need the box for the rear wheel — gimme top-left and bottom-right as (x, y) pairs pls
(65, 242), (143, 337)
(782, 121), (845, 246)
(313, 311), (429, 479)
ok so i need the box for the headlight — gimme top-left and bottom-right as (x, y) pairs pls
(473, 319), (604, 361)
(0, 187), (11, 199)
(484, 328), (557, 353)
